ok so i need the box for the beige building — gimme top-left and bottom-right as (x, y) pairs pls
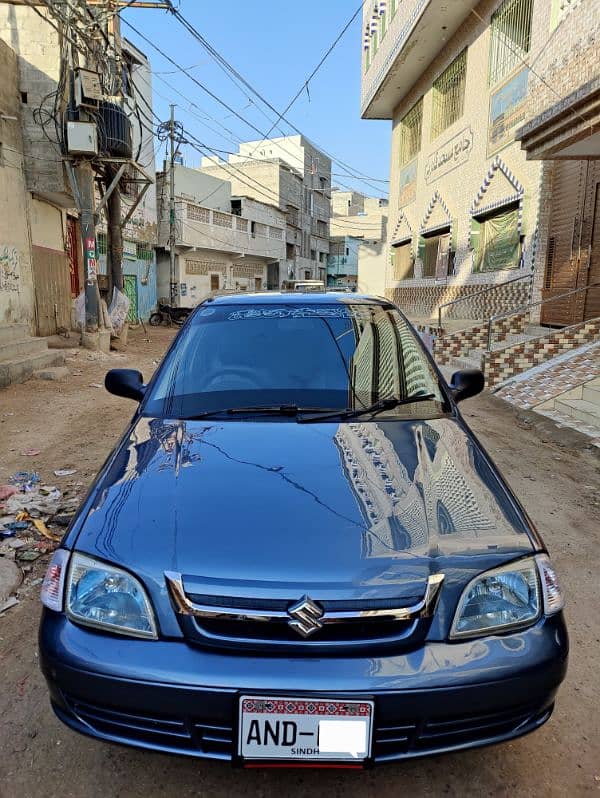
(201, 135), (331, 286)
(360, 0), (600, 327)
(328, 190), (388, 293)
(156, 165), (286, 304)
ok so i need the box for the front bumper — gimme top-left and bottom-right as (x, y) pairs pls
(39, 610), (568, 764)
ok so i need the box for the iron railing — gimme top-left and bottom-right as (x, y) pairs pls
(486, 281), (600, 350)
(436, 273), (532, 329)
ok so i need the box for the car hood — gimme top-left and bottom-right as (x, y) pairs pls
(71, 415), (535, 606)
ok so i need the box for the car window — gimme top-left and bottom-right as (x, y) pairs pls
(143, 303), (443, 419)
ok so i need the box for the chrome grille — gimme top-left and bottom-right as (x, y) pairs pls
(166, 571), (444, 652)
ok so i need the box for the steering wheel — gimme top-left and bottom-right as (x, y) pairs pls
(203, 366), (261, 391)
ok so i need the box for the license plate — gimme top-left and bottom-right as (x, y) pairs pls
(239, 696), (373, 762)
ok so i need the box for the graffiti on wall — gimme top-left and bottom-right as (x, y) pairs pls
(0, 246), (20, 293)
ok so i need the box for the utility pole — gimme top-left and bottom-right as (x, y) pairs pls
(168, 103), (177, 306)
(75, 160), (101, 329)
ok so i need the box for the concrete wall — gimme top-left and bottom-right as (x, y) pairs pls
(358, 240), (388, 297)
(163, 164), (232, 212)
(175, 249), (267, 306)
(28, 197), (64, 250)
(0, 38), (35, 327)
(0, 5), (70, 205)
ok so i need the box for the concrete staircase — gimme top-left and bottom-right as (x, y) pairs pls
(0, 324), (66, 388)
(443, 324), (549, 372)
(535, 377), (600, 438)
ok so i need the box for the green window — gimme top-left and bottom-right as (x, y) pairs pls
(399, 100), (423, 166)
(488, 0), (533, 86)
(136, 242), (154, 261)
(431, 50), (467, 140)
(472, 205), (521, 272)
(97, 232), (107, 255)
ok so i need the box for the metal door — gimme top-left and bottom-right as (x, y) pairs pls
(65, 216), (80, 297)
(31, 246), (72, 336)
(541, 161), (586, 326)
(583, 180), (600, 320)
(123, 274), (138, 323)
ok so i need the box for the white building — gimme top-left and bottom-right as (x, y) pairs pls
(156, 165), (286, 305)
(201, 135), (331, 286)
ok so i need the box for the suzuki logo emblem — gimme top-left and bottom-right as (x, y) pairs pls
(287, 595), (324, 638)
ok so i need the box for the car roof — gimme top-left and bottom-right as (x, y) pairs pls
(206, 291), (389, 306)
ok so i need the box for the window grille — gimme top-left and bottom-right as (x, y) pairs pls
(97, 232), (107, 255)
(213, 211), (232, 228)
(431, 50), (467, 140)
(488, 0), (533, 86)
(186, 260), (227, 275)
(399, 100), (423, 166)
(186, 204), (210, 223)
(136, 242), (153, 261)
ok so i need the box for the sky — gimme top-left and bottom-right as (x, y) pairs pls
(122, 0), (391, 198)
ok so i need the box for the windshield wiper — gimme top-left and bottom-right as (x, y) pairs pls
(297, 393), (437, 424)
(182, 405), (333, 420)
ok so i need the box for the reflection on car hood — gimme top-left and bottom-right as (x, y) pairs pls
(71, 416), (535, 598)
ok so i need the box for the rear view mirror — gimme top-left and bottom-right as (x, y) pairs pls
(449, 369), (484, 403)
(105, 369), (145, 402)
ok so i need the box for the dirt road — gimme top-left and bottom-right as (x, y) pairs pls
(0, 326), (598, 798)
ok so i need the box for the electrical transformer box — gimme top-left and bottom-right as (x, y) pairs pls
(66, 121), (98, 155)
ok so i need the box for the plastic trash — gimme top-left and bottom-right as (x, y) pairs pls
(108, 287), (130, 335)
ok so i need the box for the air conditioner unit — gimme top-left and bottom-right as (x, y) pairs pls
(66, 121), (98, 155)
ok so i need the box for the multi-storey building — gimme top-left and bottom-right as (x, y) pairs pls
(360, 0), (600, 326)
(329, 190), (388, 292)
(201, 135), (331, 286)
(156, 165), (286, 304)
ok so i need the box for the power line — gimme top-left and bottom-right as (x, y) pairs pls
(248, 2), (363, 154)
(166, 3), (388, 189)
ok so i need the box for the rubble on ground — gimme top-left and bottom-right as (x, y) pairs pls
(0, 469), (82, 615)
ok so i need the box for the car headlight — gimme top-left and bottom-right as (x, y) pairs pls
(64, 552), (158, 639)
(450, 555), (564, 640)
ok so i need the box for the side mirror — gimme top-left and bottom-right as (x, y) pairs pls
(449, 369), (484, 403)
(105, 369), (145, 402)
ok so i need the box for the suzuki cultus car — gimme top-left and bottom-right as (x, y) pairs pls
(39, 293), (567, 767)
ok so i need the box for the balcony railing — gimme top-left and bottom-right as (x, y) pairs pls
(160, 201), (286, 260)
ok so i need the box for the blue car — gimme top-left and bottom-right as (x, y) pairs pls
(39, 292), (567, 767)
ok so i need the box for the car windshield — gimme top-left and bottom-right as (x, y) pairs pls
(143, 301), (444, 419)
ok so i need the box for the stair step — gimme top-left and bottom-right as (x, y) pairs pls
(554, 398), (600, 427)
(582, 385), (600, 405)
(0, 337), (48, 362)
(446, 355), (482, 371)
(0, 324), (31, 346)
(0, 350), (66, 388)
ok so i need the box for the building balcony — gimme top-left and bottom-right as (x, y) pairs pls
(159, 201), (286, 262)
(361, 0), (478, 119)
